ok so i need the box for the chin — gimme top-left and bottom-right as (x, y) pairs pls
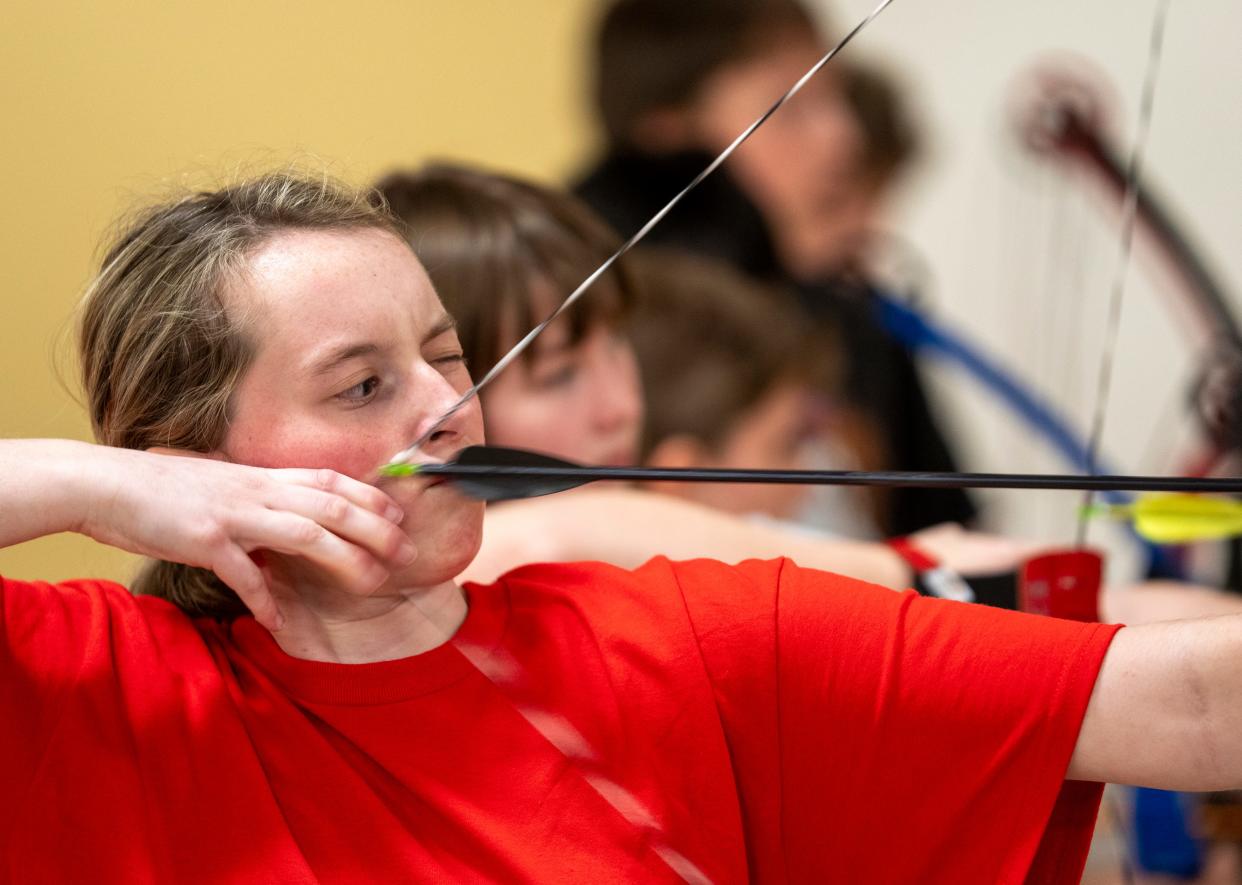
(398, 499), (485, 586)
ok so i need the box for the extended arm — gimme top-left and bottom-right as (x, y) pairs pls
(464, 486), (1037, 588)
(1069, 616), (1242, 790)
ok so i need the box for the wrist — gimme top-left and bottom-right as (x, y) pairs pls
(53, 439), (124, 540)
(885, 535), (975, 602)
(0, 438), (110, 545)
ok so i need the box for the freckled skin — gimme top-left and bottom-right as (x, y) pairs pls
(221, 228), (486, 589)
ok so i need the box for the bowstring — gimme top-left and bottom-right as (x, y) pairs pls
(386, 0), (897, 468)
(1070, 4), (1172, 883)
(408, 4), (899, 881)
(1075, 0), (1172, 547)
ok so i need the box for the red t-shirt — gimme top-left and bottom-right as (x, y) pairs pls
(1, 557), (1119, 883)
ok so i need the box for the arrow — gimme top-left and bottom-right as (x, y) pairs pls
(379, 445), (1242, 503)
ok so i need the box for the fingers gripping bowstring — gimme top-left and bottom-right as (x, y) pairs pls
(1076, 0), (1172, 547)
(386, 0), (898, 468)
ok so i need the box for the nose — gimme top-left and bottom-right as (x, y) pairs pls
(402, 360), (477, 460)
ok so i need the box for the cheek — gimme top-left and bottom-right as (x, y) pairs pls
(226, 420), (392, 480)
(483, 390), (583, 457)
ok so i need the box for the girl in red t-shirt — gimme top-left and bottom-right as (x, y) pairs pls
(2, 170), (1241, 883)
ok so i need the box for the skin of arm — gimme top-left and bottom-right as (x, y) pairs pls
(1101, 581), (1242, 624)
(1069, 616), (1242, 790)
(467, 486), (938, 589)
(0, 439), (103, 547)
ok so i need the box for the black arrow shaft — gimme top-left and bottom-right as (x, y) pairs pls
(418, 463), (1242, 494)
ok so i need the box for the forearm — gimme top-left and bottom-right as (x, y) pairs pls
(490, 488), (912, 588)
(1069, 615), (1242, 790)
(0, 439), (104, 549)
(1101, 580), (1242, 624)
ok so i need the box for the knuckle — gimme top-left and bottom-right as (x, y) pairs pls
(314, 469), (338, 492)
(343, 546), (373, 573)
(292, 518), (325, 547)
(320, 495), (349, 524)
(195, 523), (229, 552)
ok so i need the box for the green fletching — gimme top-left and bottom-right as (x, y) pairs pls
(379, 462), (420, 477)
(1079, 503), (1128, 520)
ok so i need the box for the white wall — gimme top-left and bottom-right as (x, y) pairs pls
(825, 0), (1242, 576)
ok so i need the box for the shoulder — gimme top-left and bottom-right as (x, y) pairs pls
(3, 573), (135, 621)
(470, 558), (710, 652)
(3, 573), (181, 620)
(482, 556), (890, 649)
(2, 573), (197, 676)
(487, 555), (787, 603)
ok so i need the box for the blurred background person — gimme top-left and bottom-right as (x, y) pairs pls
(574, 0), (974, 539)
(377, 162), (1242, 637)
(377, 163), (1036, 589)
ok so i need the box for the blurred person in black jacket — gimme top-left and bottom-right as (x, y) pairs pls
(574, 0), (974, 537)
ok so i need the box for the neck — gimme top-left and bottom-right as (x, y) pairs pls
(267, 572), (468, 664)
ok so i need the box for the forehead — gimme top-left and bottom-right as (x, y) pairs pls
(236, 227), (444, 352)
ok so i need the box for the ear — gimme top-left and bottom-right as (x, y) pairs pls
(645, 434), (713, 470)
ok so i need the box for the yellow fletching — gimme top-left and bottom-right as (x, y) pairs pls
(1127, 494), (1242, 544)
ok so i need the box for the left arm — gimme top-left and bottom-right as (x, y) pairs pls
(1069, 616), (1242, 790)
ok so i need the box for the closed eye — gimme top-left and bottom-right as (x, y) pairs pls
(532, 362), (577, 390)
(431, 353), (468, 373)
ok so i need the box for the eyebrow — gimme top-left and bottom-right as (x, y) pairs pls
(306, 315), (458, 377)
(309, 343), (382, 377)
(424, 313), (457, 343)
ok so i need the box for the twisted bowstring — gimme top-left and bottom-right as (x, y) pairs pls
(386, 0), (897, 468)
(1076, 0), (1172, 548)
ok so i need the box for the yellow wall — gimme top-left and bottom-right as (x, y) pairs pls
(0, 1), (599, 583)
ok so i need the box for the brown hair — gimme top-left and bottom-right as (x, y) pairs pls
(78, 171), (400, 618)
(593, 0), (818, 146)
(374, 163), (637, 381)
(841, 61), (922, 189)
(627, 249), (835, 457)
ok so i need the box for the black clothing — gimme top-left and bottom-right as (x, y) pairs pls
(574, 149), (977, 535)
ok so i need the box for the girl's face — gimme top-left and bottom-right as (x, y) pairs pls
(481, 318), (644, 467)
(219, 227), (486, 587)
